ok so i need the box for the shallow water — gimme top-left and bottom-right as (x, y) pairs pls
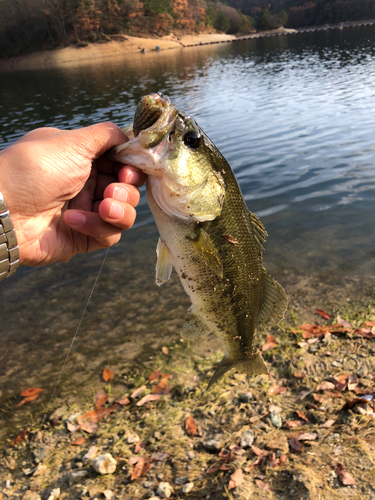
(1, 26), (375, 437)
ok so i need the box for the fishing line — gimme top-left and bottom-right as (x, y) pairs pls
(41, 248), (110, 425)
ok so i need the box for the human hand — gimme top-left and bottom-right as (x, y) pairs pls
(0, 122), (146, 266)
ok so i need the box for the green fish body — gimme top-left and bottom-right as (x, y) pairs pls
(108, 93), (288, 388)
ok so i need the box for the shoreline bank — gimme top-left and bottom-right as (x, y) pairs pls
(1, 18), (375, 74)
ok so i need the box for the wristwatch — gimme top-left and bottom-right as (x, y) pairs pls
(0, 191), (19, 281)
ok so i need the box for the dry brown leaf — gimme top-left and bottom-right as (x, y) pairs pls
(293, 372), (306, 379)
(148, 370), (161, 383)
(337, 315), (351, 328)
(316, 381), (335, 391)
(161, 346), (169, 355)
(262, 335), (277, 352)
(71, 436), (85, 446)
(185, 415), (197, 438)
(320, 419), (336, 428)
(136, 394), (161, 406)
(20, 388), (44, 398)
(130, 385), (146, 399)
(80, 420), (97, 434)
(151, 377), (167, 394)
(131, 457), (151, 481)
(115, 395), (130, 405)
(325, 391), (343, 398)
(295, 389), (312, 401)
(313, 393), (323, 403)
(335, 463), (356, 485)
(251, 445), (265, 456)
(134, 442), (146, 454)
(95, 394), (109, 409)
(102, 367), (114, 383)
(66, 422), (80, 433)
(10, 428), (28, 446)
(288, 437), (302, 451)
(267, 385), (287, 395)
(228, 469), (243, 490)
(348, 374), (359, 391)
(296, 410), (308, 421)
(363, 320), (375, 327)
(284, 420), (304, 428)
(315, 309), (331, 320)
(102, 491), (115, 500)
(255, 479), (273, 491)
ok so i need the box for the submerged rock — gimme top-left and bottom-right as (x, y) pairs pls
(156, 482), (173, 498)
(92, 453), (117, 475)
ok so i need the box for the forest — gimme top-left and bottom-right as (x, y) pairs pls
(0, 0), (374, 59)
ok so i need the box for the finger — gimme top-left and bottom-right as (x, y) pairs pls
(94, 173), (117, 200)
(117, 165), (147, 187)
(69, 122), (129, 160)
(103, 183), (141, 208)
(98, 199), (137, 230)
(63, 210), (124, 246)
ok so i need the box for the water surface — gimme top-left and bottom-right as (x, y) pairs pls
(1, 26), (375, 437)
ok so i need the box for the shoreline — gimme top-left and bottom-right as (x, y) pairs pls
(1, 18), (375, 73)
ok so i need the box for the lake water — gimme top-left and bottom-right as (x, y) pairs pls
(1, 26), (375, 438)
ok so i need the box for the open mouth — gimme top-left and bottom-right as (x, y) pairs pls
(133, 93), (165, 137)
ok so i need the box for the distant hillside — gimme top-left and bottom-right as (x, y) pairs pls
(0, 0), (374, 59)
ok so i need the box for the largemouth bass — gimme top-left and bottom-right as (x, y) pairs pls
(109, 93), (287, 388)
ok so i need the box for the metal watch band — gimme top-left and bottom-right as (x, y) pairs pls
(0, 191), (19, 281)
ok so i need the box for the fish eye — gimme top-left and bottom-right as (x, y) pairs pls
(183, 131), (200, 149)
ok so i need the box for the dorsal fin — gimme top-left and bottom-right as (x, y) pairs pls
(246, 211), (268, 259)
(258, 268), (288, 330)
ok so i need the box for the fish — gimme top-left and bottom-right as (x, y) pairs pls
(108, 92), (288, 388)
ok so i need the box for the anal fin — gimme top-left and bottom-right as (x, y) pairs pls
(180, 305), (212, 340)
(207, 350), (268, 390)
(155, 238), (173, 286)
(258, 268), (288, 329)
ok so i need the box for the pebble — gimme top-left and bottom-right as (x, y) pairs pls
(271, 411), (283, 428)
(92, 453), (117, 474)
(156, 482), (173, 498)
(66, 470), (89, 486)
(239, 392), (253, 403)
(202, 437), (223, 452)
(143, 481), (154, 488)
(240, 430), (254, 448)
(47, 488), (60, 500)
(265, 435), (288, 454)
(182, 482), (194, 494)
(22, 492), (42, 500)
(33, 445), (49, 464)
(174, 476), (188, 485)
(127, 433), (140, 444)
(154, 431), (162, 440)
(82, 446), (98, 464)
(187, 451), (196, 460)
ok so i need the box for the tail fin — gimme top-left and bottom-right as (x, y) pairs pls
(207, 350), (268, 390)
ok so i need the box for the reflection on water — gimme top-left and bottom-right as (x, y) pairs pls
(1, 26), (375, 439)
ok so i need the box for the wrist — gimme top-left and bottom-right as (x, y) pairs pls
(0, 191), (19, 280)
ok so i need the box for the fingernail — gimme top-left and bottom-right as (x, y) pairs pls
(65, 211), (86, 226)
(109, 201), (125, 219)
(124, 169), (140, 185)
(113, 185), (129, 202)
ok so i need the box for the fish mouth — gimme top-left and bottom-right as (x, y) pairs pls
(132, 93), (177, 149)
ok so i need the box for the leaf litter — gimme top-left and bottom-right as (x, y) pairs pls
(2, 292), (375, 499)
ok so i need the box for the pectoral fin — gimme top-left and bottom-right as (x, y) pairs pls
(155, 238), (173, 286)
(187, 226), (223, 279)
(258, 269), (288, 329)
(180, 305), (212, 340)
(207, 350), (268, 390)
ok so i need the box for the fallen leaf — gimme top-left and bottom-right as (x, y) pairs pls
(262, 335), (277, 352)
(151, 452), (169, 462)
(161, 373), (173, 379)
(148, 370), (161, 383)
(335, 463), (356, 485)
(71, 436), (85, 446)
(228, 468), (243, 489)
(103, 490), (115, 500)
(80, 420), (97, 433)
(115, 395), (130, 405)
(340, 398), (371, 411)
(348, 374), (359, 391)
(293, 372), (306, 379)
(288, 437), (303, 451)
(102, 368), (114, 383)
(185, 415), (197, 438)
(296, 410), (308, 421)
(284, 420), (304, 428)
(66, 422), (80, 433)
(296, 432), (318, 441)
(337, 316), (351, 328)
(134, 442), (146, 454)
(131, 457), (151, 480)
(320, 419), (336, 428)
(354, 328), (375, 339)
(131, 385), (146, 399)
(295, 389), (312, 401)
(313, 393), (323, 403)
(255, 479), (273, 491)
(206, 463), (229, 474)
(95, 394), (109, 409)
(315, 309), (331, 320)
(11, 428), (28, 446)
(128, 456), (140, 465)
(136, 394), (161, 406)
(249, 411), (269, 423)
(224, 235), (238, 245)
(251, 445), (265, 456)
(316, 381), (335, 391)
(151, 377), (167, 394)
(161, 346), (169, 355)
(325, 391), (343, 398)
(363, 320), (375, 327)
(20, 388), (44, 398)
(267, 386), (287, 395)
